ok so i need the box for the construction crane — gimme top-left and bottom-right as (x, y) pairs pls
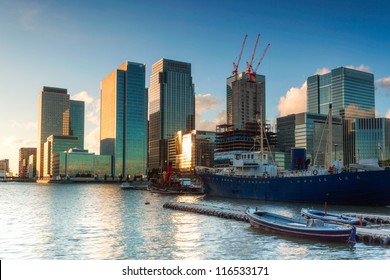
(232, 34), (248, 77)
(245, 34), (260, 79)
(248, 43), (270, 82)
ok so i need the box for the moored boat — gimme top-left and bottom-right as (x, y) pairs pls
(120, 182), (135, 190)
(246, 208), (356, 243)
(301, 208), (368, 226)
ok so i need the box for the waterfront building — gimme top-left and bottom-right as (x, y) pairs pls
(227, 72), (266, 129)
(354, 118), (390, 163)
(0, 159), (9, 178)
(37, 86), (70, 178)
(100, 61), (148, 178)
(168, 130), (215, 172)
(70, 100), (85, 149)
(28, 154), (35, 179)
(276, 112), (343, 169)
(43, 135), (78, 178)
(53, 148), (112, 180)
(18, 147), (36, 178)
(148, 59), (195, 172)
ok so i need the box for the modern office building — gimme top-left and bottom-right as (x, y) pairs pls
(70, 100), (85, 149)
(100, 61), (148, 178)
(167, 130), (215, 172)
(307, 67), (376, 166)
(227, 72), (266, 129)
(37, 86), (70, 178)
(18, 147), (36, 178)
(43, 135), (79, 178)
(0, 159), (9, 178)
(148, 58), (195, 172)
(354, 118), (390, 163)
(307, 66), (375, 119)
(53, 148), (112, 180)
(276, 112), (343, 169)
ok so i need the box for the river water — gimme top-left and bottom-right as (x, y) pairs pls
(1, 182), (389, 260)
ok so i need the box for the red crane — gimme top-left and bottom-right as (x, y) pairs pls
(232, 34), (248, 77)
(254, 43), (270, 73)
(245, 34), (260, 79)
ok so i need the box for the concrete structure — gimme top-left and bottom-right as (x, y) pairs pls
(100, 61), (148, 178)
(148, 59), (195, 172)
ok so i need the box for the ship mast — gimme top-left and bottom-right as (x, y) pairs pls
(325, 103), (333, 168)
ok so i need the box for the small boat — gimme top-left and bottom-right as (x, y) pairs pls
(246, 208), (356, 243)
(120, 182), (135, 190)
(301, 208), (367, 226)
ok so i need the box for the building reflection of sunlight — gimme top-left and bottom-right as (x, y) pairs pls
(171, 212), (203, 260)
(275, 241), (309, 259)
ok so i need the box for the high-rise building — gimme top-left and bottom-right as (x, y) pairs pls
(18, 147), (36, 178)
(148, 59), (195, 171)
(37, 86), (70, 178)
(100, 61), (148, 177)
(307, 67), (375, 119)
(227, 72), (265, 129)
(70, 100), (85, 149)
(276, 113), (343, 169)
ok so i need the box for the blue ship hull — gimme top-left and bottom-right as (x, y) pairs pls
(198, 169), (390, 206)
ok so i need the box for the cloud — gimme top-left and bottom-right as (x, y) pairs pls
(277, 82), (307, 117)
(386, 110), (390, 119)
(0, 135), (36, 148)
(72, 91), (94, 105)
(85, 126), (100, 154)
(195, 93), (225, 131)
(376, 77), (390, 91)
(345, 64), (371, 73)
(10, 121), (37, 130)
(315, 67), (330, 75)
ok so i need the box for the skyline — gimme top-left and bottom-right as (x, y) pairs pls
(1, 0), (390, 173)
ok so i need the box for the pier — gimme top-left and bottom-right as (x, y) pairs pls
(163, 202), (390, 246)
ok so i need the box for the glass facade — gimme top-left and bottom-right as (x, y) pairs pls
(18, 147), (37, 178)
(37, 87), (70, 178)
(148, 59), (195, 171)
(70, 100), (85, 149)
(355, 118), (390, 162)
(277, 113), (343, 169)
(307, 67), (375, 118)
(100, 61), (147, 177)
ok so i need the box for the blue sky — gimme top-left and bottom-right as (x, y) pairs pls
(1, 0), (390, 173)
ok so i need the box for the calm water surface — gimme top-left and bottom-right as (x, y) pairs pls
(1, 182), (390, 260)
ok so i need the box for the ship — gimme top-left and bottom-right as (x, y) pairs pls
(196, 107), (390, 206)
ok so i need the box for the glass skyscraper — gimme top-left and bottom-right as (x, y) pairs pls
(37, 86), (70, 178)
(100, 61), (148, 177)
(70, 100), (85, 149)
(148, 58), (195, 171)
(307, 67), (375, 119)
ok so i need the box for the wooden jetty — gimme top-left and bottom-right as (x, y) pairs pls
(343, 212), (390, 224)
(163, 202), (390, 246)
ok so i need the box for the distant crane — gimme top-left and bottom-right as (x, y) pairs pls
(249, 43), (270, 82)
(232, 34), (248, 77)
(245, 34), (260, 80)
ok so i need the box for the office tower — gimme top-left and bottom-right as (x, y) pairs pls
(19, 147), (36, 178)
(227, 72), (266, 129)
(100, 61), (148, 177)
(307, 67), (375, 119)
(70, 100), (85, 149)
(37, 86), (70, 178)
(148, 58), (195, 171)
(277, 113), (343, 169)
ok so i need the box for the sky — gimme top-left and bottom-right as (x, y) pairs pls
(1, 0), (390, 174)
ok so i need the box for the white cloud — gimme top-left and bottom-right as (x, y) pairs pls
(277, 82), (307, 117)
(315, 67), (330, 75)
(386, 109), (390, 119)
(195, 93), (226, 131)
(72, 91), (94, 105)
(376, 77), (390, 91)
(345, 64), (371, 73)
(85, 126), (100, 154)
(0, 135), (36, 148)
(10, 121), (37, 130)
